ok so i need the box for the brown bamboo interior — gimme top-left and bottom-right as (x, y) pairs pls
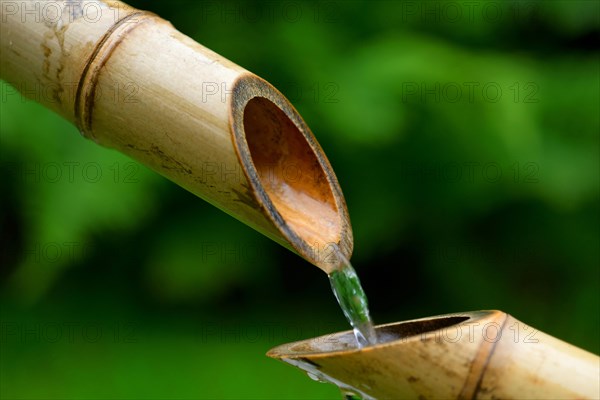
(243, 97), (341, 251)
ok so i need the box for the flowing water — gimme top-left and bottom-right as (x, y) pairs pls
(327, 245), (377, 348)
(279, 245), (378, 399)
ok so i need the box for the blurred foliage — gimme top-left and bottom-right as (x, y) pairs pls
(1, 0), (599, 398)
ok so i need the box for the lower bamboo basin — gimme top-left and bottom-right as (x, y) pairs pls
(267, 310), (600, 399)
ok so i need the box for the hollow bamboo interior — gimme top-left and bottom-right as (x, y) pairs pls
(268, 310), (600, 399)
(0, 0), (353, 272)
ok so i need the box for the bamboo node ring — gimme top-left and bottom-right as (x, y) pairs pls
(74, 10), (155, 139)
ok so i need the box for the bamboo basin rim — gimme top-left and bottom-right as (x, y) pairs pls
(267, 310), (499, 358)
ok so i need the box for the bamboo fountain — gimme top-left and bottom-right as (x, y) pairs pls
(1, 2), (598, 398)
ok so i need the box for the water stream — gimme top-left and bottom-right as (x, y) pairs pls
(328, 245), (377, 348)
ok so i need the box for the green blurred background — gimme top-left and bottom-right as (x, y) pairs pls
(1, 0), (598, 398)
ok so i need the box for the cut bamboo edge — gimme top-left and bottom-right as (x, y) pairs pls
(267, 310), (600, 399)
(0, 0), (352, 273)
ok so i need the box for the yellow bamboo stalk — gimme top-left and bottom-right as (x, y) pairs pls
(268, 310), (600, 399)
(0, 0), (352, 272)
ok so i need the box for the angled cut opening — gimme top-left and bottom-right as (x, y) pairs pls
(243, 97), (340, 250)
(275, 316), (472, 355)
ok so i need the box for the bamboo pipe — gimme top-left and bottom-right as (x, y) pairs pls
(268, 310), (600, 399)
(0, 0), (352, 272)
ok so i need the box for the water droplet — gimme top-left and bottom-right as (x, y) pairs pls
(341, 388), (364, 400)
(284, 358), (374, 399)
(307, 372), (325, 383)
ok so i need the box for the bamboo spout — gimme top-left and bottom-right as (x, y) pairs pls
(0, 0), (352, 272)
(268, 310), (600, 399)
